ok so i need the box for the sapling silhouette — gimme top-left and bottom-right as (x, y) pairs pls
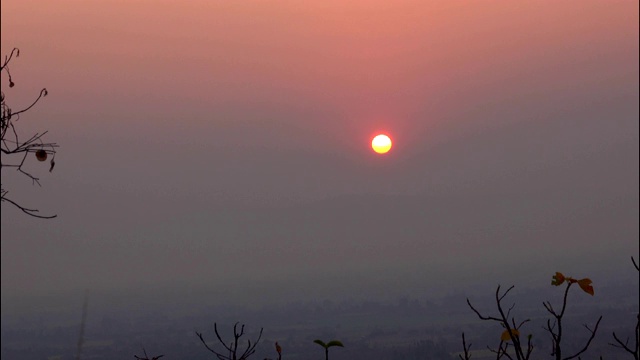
(544, 272), (602, 360)
(313, 339), (344, 360)
(196, 322), (263, 360)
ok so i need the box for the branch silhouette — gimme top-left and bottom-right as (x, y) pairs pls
(609, 257), (639, 359)
(196, 322), (263, 360)
(1, 47), (59, 218)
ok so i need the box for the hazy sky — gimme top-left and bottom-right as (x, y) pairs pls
(1, 0), (638, 305)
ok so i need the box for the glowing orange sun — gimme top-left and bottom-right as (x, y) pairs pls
(372, 134), (392, 154)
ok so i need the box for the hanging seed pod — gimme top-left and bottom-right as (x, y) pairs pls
(35, 149), (48, 161)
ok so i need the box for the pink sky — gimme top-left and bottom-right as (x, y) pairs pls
(1, 1), (638, 301)
(3, 1), (636, 146)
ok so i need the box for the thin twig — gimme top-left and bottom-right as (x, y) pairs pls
(563, 316), (602, 360)
(1, 48), (58, 218)
(459, 332), (472, 360)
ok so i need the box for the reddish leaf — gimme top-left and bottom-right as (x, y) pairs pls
(551, 272), (565, 286)
(577, 278), (594, 296)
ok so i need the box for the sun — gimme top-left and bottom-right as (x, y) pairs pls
(371, 134), (392, 154)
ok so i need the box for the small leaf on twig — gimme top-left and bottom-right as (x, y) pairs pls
(577, 278), (594, 295)
(551, 272), (565, 286)
(500, 329), (520, 342)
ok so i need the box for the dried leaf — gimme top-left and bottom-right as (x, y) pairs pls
(500, 329), (520, 342)
(577, 278), (594, 296)
(551, 272), (565, 286)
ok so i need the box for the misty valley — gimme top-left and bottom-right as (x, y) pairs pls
(1, 277), (638, 359)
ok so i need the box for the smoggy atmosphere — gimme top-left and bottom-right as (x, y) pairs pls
(1, 3), (638, 357)
(3, 0), (639, 301)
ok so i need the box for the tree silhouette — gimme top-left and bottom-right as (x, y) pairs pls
(1, 48), (59, 218)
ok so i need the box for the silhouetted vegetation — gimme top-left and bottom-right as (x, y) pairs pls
(465, 285), (534, 359)
(3, 265), (637, 359)
(313, 339), (344, 360)
(609, 257), (639, 359)
(196, 322), (263, 360)
(463, 272), (602, 360)
(134, 348), (164, 360)
(1, 47), (58, 218)
(543, 272), (601, 360)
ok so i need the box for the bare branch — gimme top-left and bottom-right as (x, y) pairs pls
(1, 194), (56, 218)
(0, 48), (20, 86)
(563, 316), (602, 360)
(1, 47), (58, 218)
(608, 259), (639, 359)
(196, 331), (228, 360)
(467, 285), (528, 360)
(543, 301), (557, 317)
(134, 348), (164, 360)
(486, 340), (512, 360)
(196, 322), (263, 360)
(1, 48), (20, 71)
(459, 332), (472, 360)
(10, 88), (48, 118)
(214, 322), (235, 354)
(610, 324), (640, 360)
(467, 297), (502, 322)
